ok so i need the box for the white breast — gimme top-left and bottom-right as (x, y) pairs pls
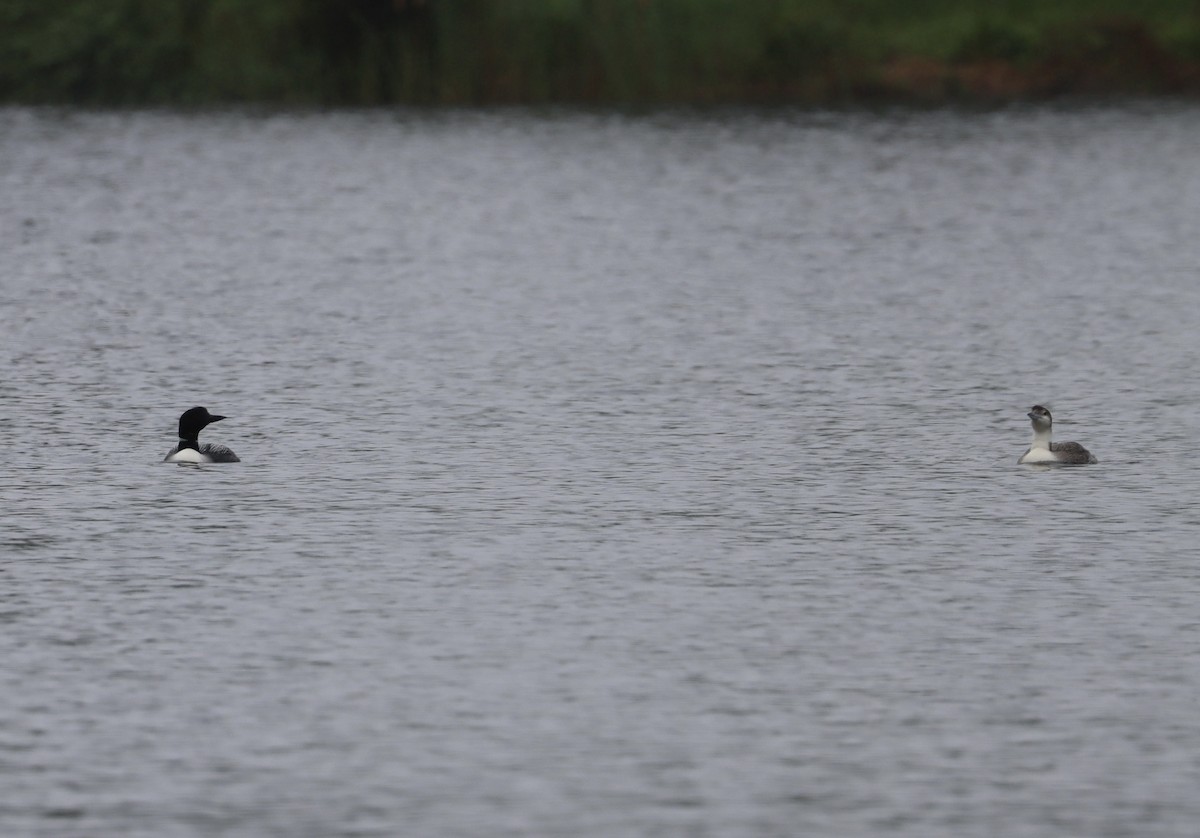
(166, 448), (212, 464)
(1018, 447), (1059, 464)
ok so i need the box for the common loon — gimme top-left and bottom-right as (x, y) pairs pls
(164, 406), (241, 463)
(1018, 405), (1097, 465)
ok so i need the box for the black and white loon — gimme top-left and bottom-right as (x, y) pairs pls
(1018, 405), (1097, 465)
(164, 406), (241, 463)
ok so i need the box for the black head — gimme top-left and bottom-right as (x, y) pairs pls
(178, 406), (226, 439)
(1027, 405), (1052, 427)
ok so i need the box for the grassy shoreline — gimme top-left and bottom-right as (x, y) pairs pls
(2, 0), (1199, 106)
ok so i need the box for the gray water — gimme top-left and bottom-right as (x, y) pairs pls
(2, 104), (1200, 837)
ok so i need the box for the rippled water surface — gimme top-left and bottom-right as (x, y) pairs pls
(3, 105), (1200, 837)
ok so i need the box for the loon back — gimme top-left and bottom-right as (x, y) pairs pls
(163, 442), (241, 464)
(1049, 441), (1098, 465)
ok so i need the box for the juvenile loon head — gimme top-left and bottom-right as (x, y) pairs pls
(1028, 405), (1053, 429)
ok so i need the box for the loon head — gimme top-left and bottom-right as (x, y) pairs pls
(1027, 405), (1053, 429)
(178, 406), (225, 440)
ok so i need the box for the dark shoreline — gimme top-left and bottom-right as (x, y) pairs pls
(2, 1), (1198, 107)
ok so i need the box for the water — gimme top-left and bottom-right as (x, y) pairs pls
(2, 104), (1200, 837)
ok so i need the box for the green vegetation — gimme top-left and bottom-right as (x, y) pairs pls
(1, 0), (1198, 106)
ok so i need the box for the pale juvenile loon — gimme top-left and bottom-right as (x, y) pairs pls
(164, 407), (240, 463)
(1018, 405), (1097, 465)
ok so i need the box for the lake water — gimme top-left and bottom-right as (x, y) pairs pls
(2, 104), (1200, 837)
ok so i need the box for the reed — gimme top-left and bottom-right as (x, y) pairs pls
(1, 0), (1198, 105)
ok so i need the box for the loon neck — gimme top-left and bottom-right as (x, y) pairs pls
(178, 437), (200, 452)
(1029, 426), (1053, 450)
